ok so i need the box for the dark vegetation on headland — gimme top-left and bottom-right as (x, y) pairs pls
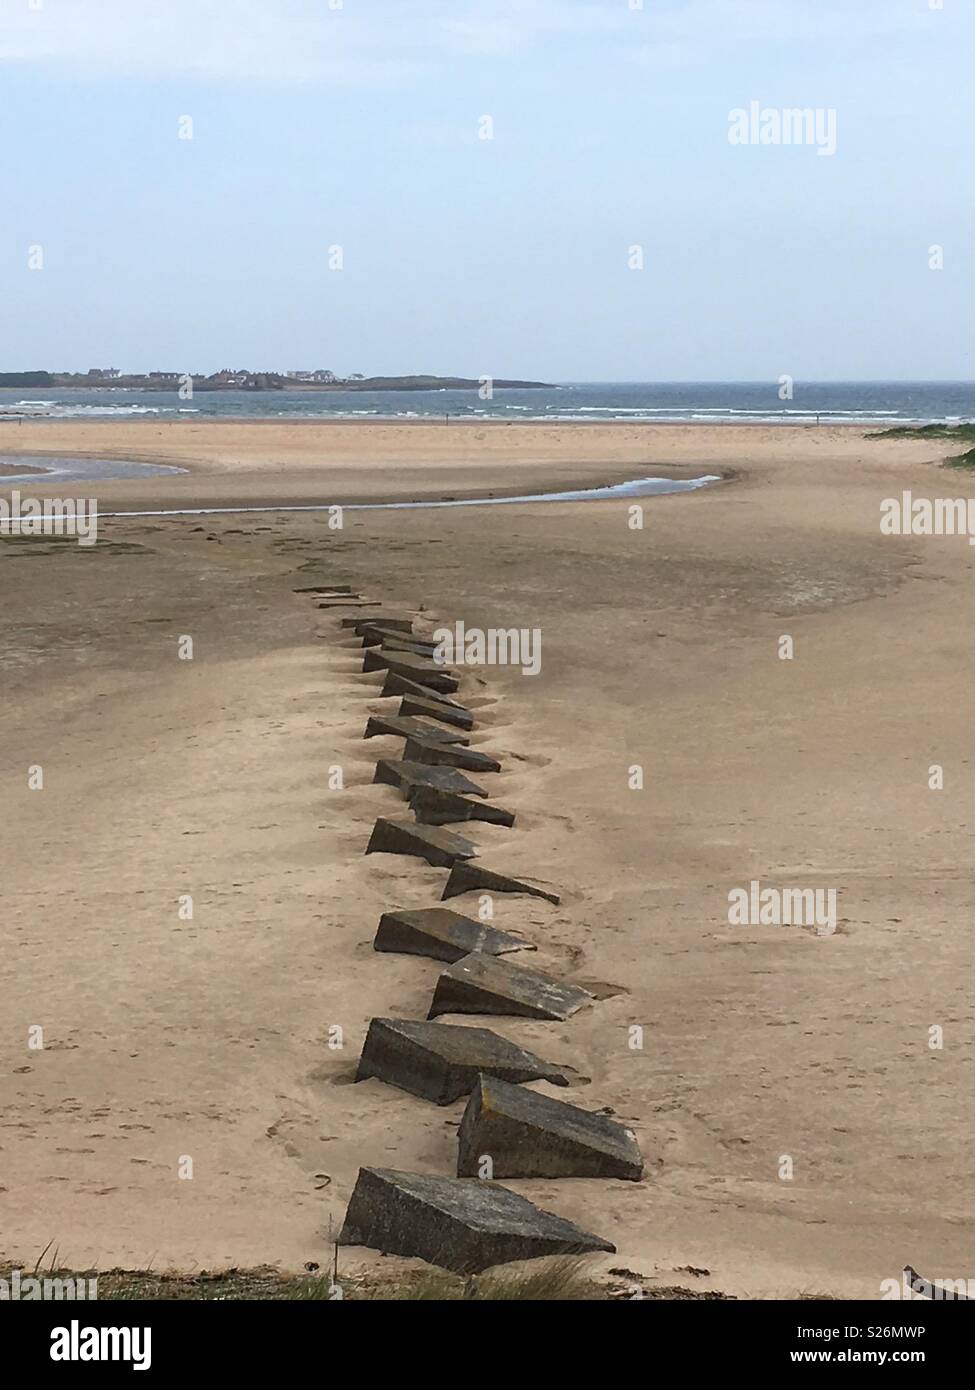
(0, 371), (552, 392)
(0, 371), (54, 388)
(868, 422), (975, 469)
(325, 374), (554, 391)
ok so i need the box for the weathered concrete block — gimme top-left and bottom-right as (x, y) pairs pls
(380, 672), (466, 706)
(318, 598), (379, 609)
(381, 631), (437, 649)
(398, 695), (474, 731)
(366, 817), (477, 869)
(403, 737), (501, 774)
(338, 1167), (615, 1273)
(360, 629), (436, 656)
(382, 640), (439, 660)
(429, 954), (592, 1021)
(378, 636), (439, 658)
(355, 1017), (576, 1103)
(363, 714), (469, 745)
(365, 652), (460, 693)
(357, 620), (419, 641)
(442, 861), (560, 905)
(374, 907), (533, 962)
(374, 759), (489, 799)
(342, 614), (414, 634)
(410, 785), (514, 828)
(364, 646), (456, 676)
(457, 1075), (644, 1181)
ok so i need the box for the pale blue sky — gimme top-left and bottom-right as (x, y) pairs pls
(2, 0), (972, 379)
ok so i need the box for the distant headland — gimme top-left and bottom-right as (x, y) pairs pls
(0, 369), (553, 392)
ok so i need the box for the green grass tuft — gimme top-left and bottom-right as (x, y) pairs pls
(866, 423), (975, 442)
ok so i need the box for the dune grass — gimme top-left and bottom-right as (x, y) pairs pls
(2, 1255), (732, 1301)
(866, 422), (975, 470)
(866, 423), (975, 442)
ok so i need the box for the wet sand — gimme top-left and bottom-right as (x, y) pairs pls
(2, 420), (973, 1298)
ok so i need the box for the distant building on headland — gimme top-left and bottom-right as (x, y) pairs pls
(286, 369), (337, 384)
(87, 367), (121, 379)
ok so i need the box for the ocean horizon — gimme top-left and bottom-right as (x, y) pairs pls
(0, 380), (972, 426)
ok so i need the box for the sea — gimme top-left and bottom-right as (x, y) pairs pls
(0, 381), (972, 426)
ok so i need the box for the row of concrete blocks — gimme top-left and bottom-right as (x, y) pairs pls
(304, 593), (635, 1273)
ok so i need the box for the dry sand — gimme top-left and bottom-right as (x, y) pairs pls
(2, 420), (973, 1299)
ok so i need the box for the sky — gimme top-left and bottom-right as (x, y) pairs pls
(2, 0), (972, 380)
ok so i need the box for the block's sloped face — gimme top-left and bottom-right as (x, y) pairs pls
(410, 786), (515, 828)
(403, 737), (501, 774)
(383, 655), (459, 690)
(354, 1017), (574, 1104)
(357, 621), (427, 644)
(342, 614), (414, 634)
(360, 630), (437, 656)
(362, 647), (401, 672)
(363, 648), (459, 685)
(380, 672), (466, 707)
(357, 628), (392, 648)
(398, 694), (475, 730)
(363, 714), (468, 745)
(429, 953), (592, 1021)
(442, 861), (560, 905)
(374, 907), (533, 963)
(375, 657), (460, 693)
(457, 1075), (644, 1181)
(366, 818), (477, 869)
(373, 759), (488, 799)
(338, 1167), (616, 1274)
(378, 636), (439, 658)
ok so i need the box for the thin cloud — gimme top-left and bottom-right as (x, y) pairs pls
(0, 0), (425, 85)
(0, 0), (954, 85)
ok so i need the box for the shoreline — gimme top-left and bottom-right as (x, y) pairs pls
(85, 472), (725, 516)
(0, 418), (952, 518)
(0, 414), (930, 429)
(0, 449), (725, 508)
(0, 420), (952, 512)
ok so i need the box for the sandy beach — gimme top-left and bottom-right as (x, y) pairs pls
(3, 419), (973, 1299)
